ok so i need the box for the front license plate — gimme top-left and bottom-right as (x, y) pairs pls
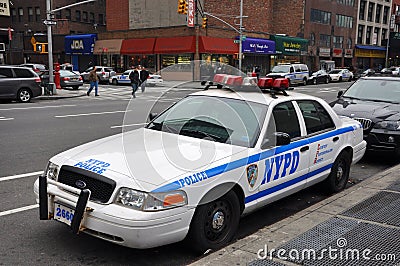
(54, 203), (75, 226)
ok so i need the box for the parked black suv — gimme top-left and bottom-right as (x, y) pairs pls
(0, 66), (42, 102)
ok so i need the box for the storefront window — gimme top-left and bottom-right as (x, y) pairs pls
(128, 55), (155, 72)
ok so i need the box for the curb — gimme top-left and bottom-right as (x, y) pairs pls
(37, 94), (86, 100)
(190, 163), (400, 266)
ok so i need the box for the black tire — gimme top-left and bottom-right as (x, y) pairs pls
(313, 78), (317, 85)
(287, 79), (292, 87)
(325, 151), (351, 193)
(112, 79), (118, 85)
(72, 86), (79, 90)
(187, 190), (240, 254)
(17, 88), (32, 103)
(348, 77), (352, 82)
(325, 77), (329, 84)
(339, 77), (343, 82)
(303, 78), (307, 86)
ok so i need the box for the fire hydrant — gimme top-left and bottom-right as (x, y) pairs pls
(54, 62), (61, 89)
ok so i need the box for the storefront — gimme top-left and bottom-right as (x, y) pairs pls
(239, 37), (275, 76)
(120, 38), (156, 72)
(270, 35), (308, 68)
(355, 45), (386, 70)
(64, 34), (97, 72)
(93, 39), (123, 72)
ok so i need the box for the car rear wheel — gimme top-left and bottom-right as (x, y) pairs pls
(313, 79), (317, 85)
(17, 88), (32, 103)
(303, 78), (307, 86)
(325, 151), (351, 193)
(187, 190), (240, 254)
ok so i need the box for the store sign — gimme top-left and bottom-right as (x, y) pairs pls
(355, 49), (385, 58)
(241, 37), (275, 54)
(65, 34), (97, 55)
(344, 49), (353, 58)
(319, 47), (330, 57)
(272, 35), (308, 56)
(0, 0), (10, 16)
(332, 48), (342, 57)
(187, 0), (195, 27)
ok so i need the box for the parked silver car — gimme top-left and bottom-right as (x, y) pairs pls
(0, 65), (42, 102)
(81, 66), (116, 83)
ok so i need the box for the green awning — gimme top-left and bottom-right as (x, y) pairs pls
(271, 35), (308, 56)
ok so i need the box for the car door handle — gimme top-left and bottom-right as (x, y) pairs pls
(300, 146), (309, 152)
(333, 136), (339, 142)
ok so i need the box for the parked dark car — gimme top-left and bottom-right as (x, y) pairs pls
(0, 66), (42, 102)
(40, 70), (83, 90)
(19, 63), (47, 75)
(330, 76), (400, 156)
(307, 70), (330, 85)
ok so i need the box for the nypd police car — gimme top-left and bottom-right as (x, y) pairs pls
(109, 69), (163, 86)
(34, 79), (366, 253)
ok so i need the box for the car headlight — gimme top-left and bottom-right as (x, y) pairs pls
(374, 121), (400, 131)
(45, 161), (59, 180)
(115, 187), (187, 211)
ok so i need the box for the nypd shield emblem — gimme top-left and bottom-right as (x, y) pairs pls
(246, 164), (258, 188)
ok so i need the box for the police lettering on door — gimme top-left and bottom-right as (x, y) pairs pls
(262, 150), (300, 184)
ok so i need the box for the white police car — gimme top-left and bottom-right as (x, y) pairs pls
(328, 69), (354, 82)
(109, 69), (163, 86)
(34, 78), (366, 253)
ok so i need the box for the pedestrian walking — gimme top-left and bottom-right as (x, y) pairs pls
(139, 66), (149, 93)
(129, 68), (140, 98)
(87, 66), (99, 96)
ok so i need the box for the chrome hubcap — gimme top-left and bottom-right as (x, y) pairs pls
(20, 91), (30, 101)
(336, 166), (344, 180)
(212, 211), (225, 230)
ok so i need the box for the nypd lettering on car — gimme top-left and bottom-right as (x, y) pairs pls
(34, 72), (366, 254)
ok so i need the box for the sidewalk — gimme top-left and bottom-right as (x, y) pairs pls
(37, 87), (88, 100)
(191, 164), (400, 266)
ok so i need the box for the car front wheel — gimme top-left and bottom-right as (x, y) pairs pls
(325, 151), (351, 193)
(17, 88), (32, 103)
(313, 78), (317, 85)
(112, 79), (118, 85)
(187, 190), (240, 254)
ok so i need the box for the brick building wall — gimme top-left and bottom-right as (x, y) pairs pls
(106, 0), (129, 31)
(271, 0), (305, 36)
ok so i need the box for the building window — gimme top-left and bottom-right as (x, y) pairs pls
(358, 25), (364, 44)
(27, 7), (33, 22)
(367, 2), (374, 22)
(333, 36), (343, 48)
(89, 12), (95, 23)
(98, 14), (104, 24)
(366, 26), (372, 44)
(373, 28), (380, 45)
(347, 38), (352, 49)
(311, 9), (331, 24)
(18, 8), (23, 22)
(65, 9), (71, 20)
(310, 32), (315, 46)
(383, 6), (390, 24)
(319, 34), (331, 47)
(359, 1), (366, 20)
(336, 14), (353, 28)
(55, 10), (61, 19)
(375, 4), (382, 23)
(35, 7), (40, 22)
(382, 28), (387, 43)
(337, 0), (354, 6)
(82, 11), (88, 22)
(11, 8), (16, 22)
(75, 10), (81, 21)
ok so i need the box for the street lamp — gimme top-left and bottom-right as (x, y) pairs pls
(46, 0), (96, 94)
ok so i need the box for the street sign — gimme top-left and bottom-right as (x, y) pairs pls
(43, 20), (57, 26)
(234, 40), (240, 44)
(242, 35), (246, 41)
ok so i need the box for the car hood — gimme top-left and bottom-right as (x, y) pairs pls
(331, 98), (400, 122)
(51, 128), (248, 192)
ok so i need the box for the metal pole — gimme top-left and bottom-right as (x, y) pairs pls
(385, 34), (390, 68)
(46, 0), (55, 94)
(238, 0), (243, 73)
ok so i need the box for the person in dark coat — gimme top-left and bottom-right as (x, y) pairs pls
(129, 68), (140, 98)
(139, 66), (149, 93)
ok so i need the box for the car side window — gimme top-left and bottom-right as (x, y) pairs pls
(271, 101), (301, 139)
(0, 68), (13, 78)
(14, 68), (35, 78)
(297, 100), (335, 135)
(290, 67), (294, 73)
(295, 66), (301, 72)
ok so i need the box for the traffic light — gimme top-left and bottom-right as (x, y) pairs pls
(202, 17), (208, 28)
(34, 43), (48, 54)
(177, 0), (187, 14)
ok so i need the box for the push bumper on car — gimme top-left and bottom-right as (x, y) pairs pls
(34, 176), (195, 249)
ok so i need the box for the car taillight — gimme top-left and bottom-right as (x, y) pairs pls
(34, 68), (40, 73)
(102, 71), (105, 75)
(63, 77), (70, 81)
(148, 76), (153, 79)
(79, 76), (82, 80)
(35, 77), (41, 83)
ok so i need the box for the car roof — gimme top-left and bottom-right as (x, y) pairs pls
(190, 87), (323, 106)
(359, 76), (400, 81)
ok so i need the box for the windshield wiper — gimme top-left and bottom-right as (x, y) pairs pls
(342, 95), (361, 100)
(179, 128), (227, 143)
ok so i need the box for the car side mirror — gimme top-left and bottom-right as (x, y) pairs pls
(337, 91), (344, 98)
(148, 113), (158, 121)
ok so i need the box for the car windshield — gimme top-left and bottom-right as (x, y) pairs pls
(271, 65), (290, 73)
(147, 95), (267, 148)
(122, 71), (131, 75)
(329, 70), (341, 74)
(343, 79), (400, 103)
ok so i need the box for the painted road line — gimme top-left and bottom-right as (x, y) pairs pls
(55, 110), (131, 118)
(110, 122), (146, 129)
(0, 171), (43, 182)
(0, 204), (38, 217)
(0, 104), (76, 111)
(0, 118), (14, 121)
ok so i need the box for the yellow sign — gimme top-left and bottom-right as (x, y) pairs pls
(30, 36), (36, 46)
(355, 49), (385, 58)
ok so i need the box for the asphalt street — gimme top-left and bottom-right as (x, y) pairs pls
(0, 81), (397, 265)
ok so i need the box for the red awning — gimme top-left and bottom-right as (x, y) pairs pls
(121, 38), (156, 55)
(199, 36), (238, 54)
(154, 36), (195, 54)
